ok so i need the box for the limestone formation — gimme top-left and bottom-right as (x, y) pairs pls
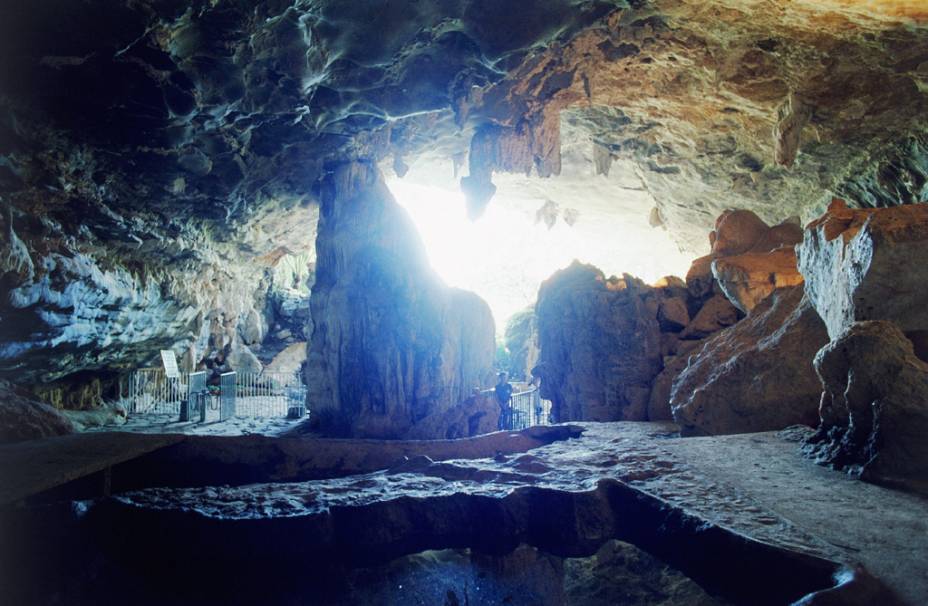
(798, 200), (928, 340)
(406, 391), (500, 441)
(306, 162), (495, 438)
(0, 1), (926, 400)
(712, 248), (805, 314)
(700, 210), (805, 314)
(504, 307), (540, 381)
(647, 340), (705, 422)
(670, 286), (829, 436)
(805, 321), (928, 495)
(0, 387), (74, 443)
(679, 295), (740, 340)
(534, 262), (662, 422)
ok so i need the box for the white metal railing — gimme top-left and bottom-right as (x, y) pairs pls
(118, 368), (306, 419)
(119, 368), (186, 415)
(482, 385), (553, 430)
(234, 371), (305, 417)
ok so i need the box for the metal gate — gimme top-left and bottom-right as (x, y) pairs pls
(120, 368), (306, 422)
(508, 388), (551, 430)
(120, 368), (185, 415)
(235, 371), (306, 417)
(219, 372), (236, 421)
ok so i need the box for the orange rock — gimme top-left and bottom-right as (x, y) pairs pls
(712, 247), (804, 313)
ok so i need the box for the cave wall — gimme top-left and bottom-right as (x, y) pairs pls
(305, 161), (495, 438)
(0, 1), (925, 402)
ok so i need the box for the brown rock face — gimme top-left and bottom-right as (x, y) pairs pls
(670, 286), (829, 436)
(679, 295), (740, 340)
(798, 200), (928, 340)
(805, 321), (928, 495)
(702, 210), (805, 314)
(534, 262), (662, 422)
(712, 248), (805, 314)
(305, 162), (495, 438)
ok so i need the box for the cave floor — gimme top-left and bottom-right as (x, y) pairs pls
(655, 428), (928, 606)
(106, 422), (928, 605)
(2, 423), (927, 604)
(94, 412), (306, 437)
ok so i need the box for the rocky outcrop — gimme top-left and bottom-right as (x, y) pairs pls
(798, 200), (928, 340)
(678, 294), (740, 340)
(406, 391), (499, 441)
(534, 262), (662, 422)
(704, 210), (804, 314)
(670, 286), (829, 436)
(712, 248), (804, 314)
(0, 386), (74, 443)
(804, 321), (928, 495)
(306, 162), (495, 438)
(504, 307), (540, 382)
(647, 340), (705, 422)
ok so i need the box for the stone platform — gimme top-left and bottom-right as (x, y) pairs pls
(2, 423), (926, 605)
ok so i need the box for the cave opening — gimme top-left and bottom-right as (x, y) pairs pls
(388, 172), (692, 333)
(2, 1), (928, 604)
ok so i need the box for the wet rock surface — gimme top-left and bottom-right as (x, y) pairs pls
(306, 162), (495, 438)
(671, 286), (829, 436)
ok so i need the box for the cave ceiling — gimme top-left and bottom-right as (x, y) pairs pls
(0, 0), (926, 382)
(1, 0), (926, 249)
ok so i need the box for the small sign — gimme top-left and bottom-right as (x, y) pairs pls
(160, 350), (180, 378)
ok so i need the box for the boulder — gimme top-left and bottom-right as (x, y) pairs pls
(534, 262), (662, 422)
(670, 286), (829, 436)
(679, 294), (740, 340)
(0, 387), (75, 443)
(657, 296), (690, 332)
(797, 199), (928, 340)
(710, 209), (771, 256)
(306, 162), (495, 438)
(711, 247), (804, 313)
(804, 321), (928, 495)
(685, 255), (715, 301)
(647, 340), (705, 422)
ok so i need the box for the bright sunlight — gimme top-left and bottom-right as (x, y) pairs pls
(388, 178), (692, 332)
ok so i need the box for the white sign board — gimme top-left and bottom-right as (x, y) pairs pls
(160, 350), (180, 379)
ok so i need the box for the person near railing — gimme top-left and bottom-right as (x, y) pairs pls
(494, 372), (513, 430)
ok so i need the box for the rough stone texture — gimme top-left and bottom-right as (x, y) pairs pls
(306, 162), (495, 438)
(697, 209), (805, 314)
(647, 340), (705, 422)
(0, 1), (925, 396)
(679, 294), (740, 340)
(712, 248), (805, 313)
(534, 262), (662, 422)
(798, 200), (928, 339)
(670, 286), (829, 436)
(504, 307), (540, 381)
(0, 386), (74, 443)
(21, 423), (909, 605)
(804, 320), (928, 495)
(658, 296), (690, 332)
(405, 391), (500, 441)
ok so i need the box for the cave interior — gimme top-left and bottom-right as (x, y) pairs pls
(1, 1), (928, 605)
